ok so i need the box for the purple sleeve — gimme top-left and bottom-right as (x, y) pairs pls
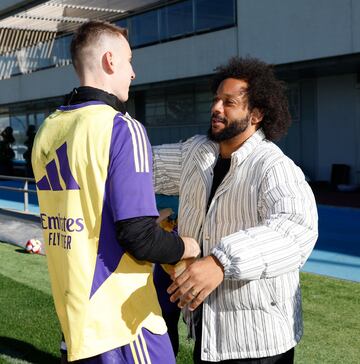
(107, 114), (159, 221)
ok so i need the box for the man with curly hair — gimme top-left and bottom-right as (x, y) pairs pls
(153, 57), (318, 363)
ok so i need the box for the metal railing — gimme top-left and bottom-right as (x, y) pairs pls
(0, 175), (37, 213)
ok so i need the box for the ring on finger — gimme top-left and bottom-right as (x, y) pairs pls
(190, 289), (198, 298)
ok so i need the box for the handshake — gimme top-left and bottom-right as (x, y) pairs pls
(181, 236), (200, 260)
(157, 210), (224, 311)
(156, 209), (200, 278)
(163, 236), (200, 280)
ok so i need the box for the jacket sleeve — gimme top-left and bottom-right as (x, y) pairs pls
(115, 216), (184, 264)
(211, 158), (318, 281)
(152, 141), (185, 195)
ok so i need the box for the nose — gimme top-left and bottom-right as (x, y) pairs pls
(211, 99), (223, 114)
(131, 68), (136, 80)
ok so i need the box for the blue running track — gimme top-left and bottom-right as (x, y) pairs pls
(0, 183), (359, 282)
(302, 205), (360, 282)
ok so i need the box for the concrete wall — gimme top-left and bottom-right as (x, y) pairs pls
(0, 0), (38, 14)
(132, 27), (237, 84)
(0, 65), (77, 105)
(237, 0), (358, 64)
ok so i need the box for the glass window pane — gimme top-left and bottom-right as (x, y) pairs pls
(1, 53), (21, 78)
(0, 116), (10, 131)
(52, 35), (72, 66)
(145, 91), (167, 126)
(129, 10), (159, 47)
(195, 0), (235, 32)
(160, 0), (193, 40)
(286, 83), (301, 122)
(10, 114), (27, 160)
(28, 114), (36, 125)
(116, 19), (128, 28)
(195, 90), (212, 124)
(167, 93), (194, 124)
(35, 112), (45, 128)
(142, 83), (213, 127)
(115, 19), (129, 38)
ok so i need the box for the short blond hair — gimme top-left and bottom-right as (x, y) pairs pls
(70, 20), (128, 72)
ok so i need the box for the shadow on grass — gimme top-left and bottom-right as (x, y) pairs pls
(15, 248), (28, 254)
(0, 337), (59, 363)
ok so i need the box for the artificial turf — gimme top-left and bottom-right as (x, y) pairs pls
(296, 272), (360, 363)
(0, 242), (359, 364)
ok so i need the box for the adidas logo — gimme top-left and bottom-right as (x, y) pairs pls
(36, 142), (80, 191)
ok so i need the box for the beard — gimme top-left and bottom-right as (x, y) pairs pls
(207, 114), (250, 142)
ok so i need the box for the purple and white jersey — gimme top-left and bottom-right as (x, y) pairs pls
(32, 102), (166, 361)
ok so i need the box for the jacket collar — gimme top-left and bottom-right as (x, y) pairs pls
(199, 128), (266, 165)
(64, 86), (126, 113)
(230, 128), (266, 166)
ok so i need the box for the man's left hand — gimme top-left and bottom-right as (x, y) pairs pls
(167, 255), (224, 311)
(162, 258), (196, 280)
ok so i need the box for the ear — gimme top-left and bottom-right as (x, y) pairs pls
(102, 51), (115, 74)
(250, 108), (264, 125)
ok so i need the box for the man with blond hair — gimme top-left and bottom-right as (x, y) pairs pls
(32, 20), (199, 363)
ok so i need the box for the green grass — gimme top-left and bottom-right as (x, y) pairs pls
(176, 320), (194, 364)
(0, 241), (359, 363)
(296, 272), (360, 363)
(0, 244), (59, 364)
(0, 244), (51, 295)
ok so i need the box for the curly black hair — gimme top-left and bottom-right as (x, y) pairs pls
(212, 57), (291, 141)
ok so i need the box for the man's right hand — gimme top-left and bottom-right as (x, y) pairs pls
(180, 237), (200, 260)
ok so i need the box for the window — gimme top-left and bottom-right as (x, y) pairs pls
(10, 114), (27, 160)
(129, 10), (160, 47)
(195, 90), (212, 124)
(287, 83), (301, 122)
(140, 80), (212, 127)
(116, 19), (128, 28)
(145, 90), (167, 126)
(195, 0), (235, 32)
(28, 112), (45, 128)
(0, 116), (9, 132)
(51, 35), (72, 66)
(0, 97), (62, 161)
(167, 92), (194, 123)
(2, 0), (236, 78)
(160, 0), (193, 40)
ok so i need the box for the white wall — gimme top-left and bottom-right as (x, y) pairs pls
(0, 0), (33, 14)
(132, 27), (238, 84)
(237, 0), (358, 64)
(317, 74), (358, 183)
(0, 65), (77, 105)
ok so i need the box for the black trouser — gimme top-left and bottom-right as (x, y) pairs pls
(162, 308), (181, 356)
(153, 263), (181, 356)
(193, 308), (294, 364)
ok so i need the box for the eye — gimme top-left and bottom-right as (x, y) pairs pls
(224, 99), (236, 106)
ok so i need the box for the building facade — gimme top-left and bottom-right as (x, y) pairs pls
(0, 0), (359, 184)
